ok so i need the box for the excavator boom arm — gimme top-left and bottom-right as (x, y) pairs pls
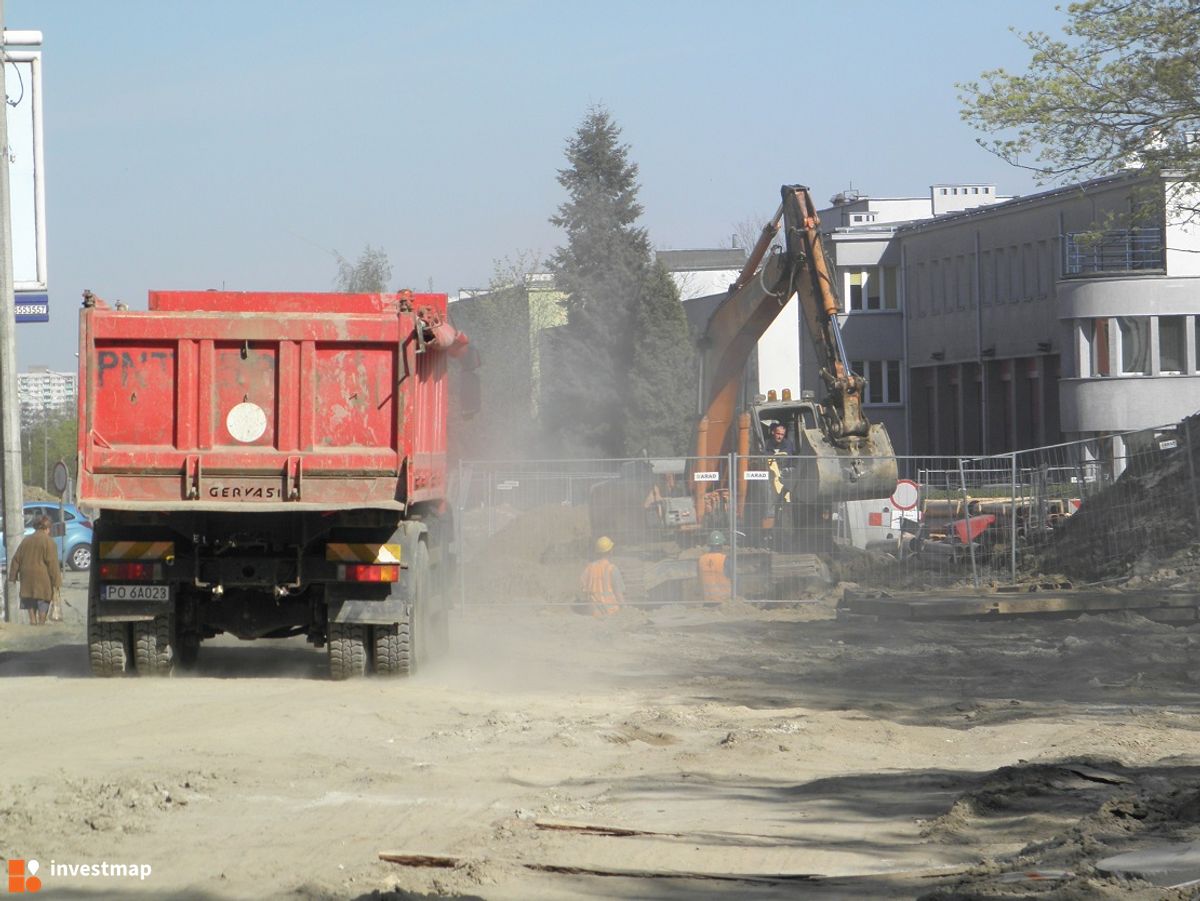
(694, 184), (896, 506)
(696, 185), (869, 458)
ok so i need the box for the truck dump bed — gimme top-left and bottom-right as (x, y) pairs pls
(77, 291), (455, 511)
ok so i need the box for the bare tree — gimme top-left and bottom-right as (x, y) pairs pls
(334, 245), (393, 293)
(731, 213), (779, 258)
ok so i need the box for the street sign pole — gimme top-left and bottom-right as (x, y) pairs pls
(0, 7), (27, 622)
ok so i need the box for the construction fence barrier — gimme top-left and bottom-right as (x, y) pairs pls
(450, 414), (1200, 610)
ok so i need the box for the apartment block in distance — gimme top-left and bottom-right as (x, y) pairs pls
(17, 365), (76, 424)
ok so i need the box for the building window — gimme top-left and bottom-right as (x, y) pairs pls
(1009, 246), (1021, 303)
(848, 271), (863, 310)
(882, 266), (898, 310)
(914, 263), (926, 317)
(1037, 240), (1052, 298)
(1092, 318), (1111, 376)
(887, 359), (902, 401)
(993, 247), (1005, 302)
(1086, 317), (1163, 377)
(1023, 243), (1035, 300)
(847, 267), (897, 313)
(1160, 316), (1186, 373)
(866, 269), (881, 310)
(1118, 316), (1151, 375)
(852, 359), (903, 405)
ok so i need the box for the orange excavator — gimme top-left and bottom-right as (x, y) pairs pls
(694, 184), (897, 553)
(589, 185), (897, 596)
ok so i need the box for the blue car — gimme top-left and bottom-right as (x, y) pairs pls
(0, 502), (95, 571)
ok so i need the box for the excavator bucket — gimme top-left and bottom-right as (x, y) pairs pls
(793, 424), (898, 503)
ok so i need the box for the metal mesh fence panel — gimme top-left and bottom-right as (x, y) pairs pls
(453, 458), (734, 609)
(453, 417), (1200, 608)
(739, 452), (1018, 595)
(1011, 420), (1198, 585)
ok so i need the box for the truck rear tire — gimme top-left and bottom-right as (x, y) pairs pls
(328, 623), (368, 680)
(133, 616), (175, 676)
(374, 540), (428, 676)
(87, 568), (130, 677)
(373, 621), (413, 676)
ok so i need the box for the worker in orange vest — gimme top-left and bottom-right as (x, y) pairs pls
(697, 531), (732, 605)
(580, 536), (625, 617)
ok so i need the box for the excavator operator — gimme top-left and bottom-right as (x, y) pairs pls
(765, 422), (796, 456)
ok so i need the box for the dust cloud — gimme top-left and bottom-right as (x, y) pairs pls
(5, 515), (1200, 898)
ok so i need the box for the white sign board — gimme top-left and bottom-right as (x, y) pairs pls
(743, 470), (769, 481)
(692, 471), (720, 482)
(5, 41), (46, 292)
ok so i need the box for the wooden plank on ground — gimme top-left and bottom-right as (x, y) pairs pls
(841, 589), (1200, 621)
(379, 851), (972, 888)
(378, 851), (816, 884)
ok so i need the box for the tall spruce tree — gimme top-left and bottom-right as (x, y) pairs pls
(626, 261), (696, 456)
(545, 106), (695, 457)
(545, 107), (651, 456)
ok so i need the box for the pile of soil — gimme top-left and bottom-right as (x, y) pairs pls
(1026, 413), (1200, 588)
(459, 504), (592, 606)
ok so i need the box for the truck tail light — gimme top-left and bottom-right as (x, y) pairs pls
(341, 564), (400, 583)
(99, 562), (158, 581)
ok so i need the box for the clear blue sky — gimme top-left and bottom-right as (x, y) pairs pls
(11, 0), (1067, 371)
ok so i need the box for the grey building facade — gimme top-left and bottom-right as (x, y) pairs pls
(815, 172), (1200, 458)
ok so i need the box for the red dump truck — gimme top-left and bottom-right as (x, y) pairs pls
(77, 290), (472, 679)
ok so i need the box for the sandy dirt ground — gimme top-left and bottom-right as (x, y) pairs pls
(3, 572), (1200, 900)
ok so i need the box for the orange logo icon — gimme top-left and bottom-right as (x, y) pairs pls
(6, 859), (41, 893)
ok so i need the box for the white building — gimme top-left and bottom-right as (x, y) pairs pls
(657, 246), (803, 402)
(18, 365), (76, 423)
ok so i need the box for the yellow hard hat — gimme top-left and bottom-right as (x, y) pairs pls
(595, 536), (614, 553)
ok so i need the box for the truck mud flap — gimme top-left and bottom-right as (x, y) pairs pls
(327, 594), (413, 626)
(327, 522), (427, 626)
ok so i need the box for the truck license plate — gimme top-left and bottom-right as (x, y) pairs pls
(102, 584), (170, 602)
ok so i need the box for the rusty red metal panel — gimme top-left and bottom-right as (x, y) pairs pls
(93, 344), (177, 447)
(148, 290), (450, 315)
(78, 291), (460, 511)
(313, 343), (397, 449)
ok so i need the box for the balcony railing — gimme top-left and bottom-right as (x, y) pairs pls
(1064, 228), (1164, 276)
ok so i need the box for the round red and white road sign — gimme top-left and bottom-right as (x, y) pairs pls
(891, 479), (920, 511)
